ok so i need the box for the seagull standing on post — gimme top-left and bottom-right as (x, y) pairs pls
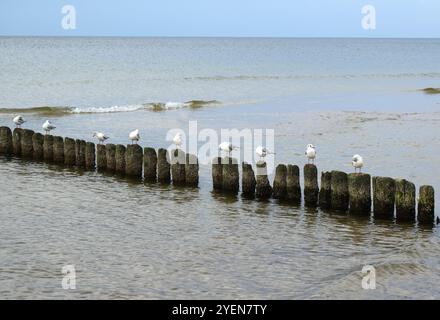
(305, 144), (316, 164)
(256, 145), (275, 160)
(42, 120), (56, 135)
(93, 132), (109, 144)
(219, 141), (239, 157)
(129, 129), (140, 144)
(352, 154), (364, 173)
(13, 115), (26, 128)
(173, 133), (183, 149)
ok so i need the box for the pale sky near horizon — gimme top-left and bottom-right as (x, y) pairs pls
(0, 0), (439, 38)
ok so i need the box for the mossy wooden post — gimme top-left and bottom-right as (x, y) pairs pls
(418, 185), (434, 224)
(0, 126), (13, 155)
(256, 160), (272, 199)
(185, 153), (199, 187)
(96, 144), (106, 171)
(32, 133), (44, 160)
(171, 149), (186, 185)
(330, 170), (349, 211)
(143, 147), (157, 182)
(241, 162), (256, 197)
(53, 136), (64, 163)
(85, 142), (96, 170)
(348, 173), (371, 214)
(12, 128), (23, 156)
(75, 139), (86, 168)
(115, 144), (126, 175)
(126, 144), (143, 178)
(222, 157), (239, 194)
(286, 164), (301, 204)
(395, 178), (416, 222)
(20, 129), (34, 158)
(157, 148), (171, 183)
(105, 143), (116, 173)
(64, 137), (76, 166)
(273, 164), (287, 199)
(319, 171), (332, 209)
(43, 135), (54, 162)
(372, 177), (395, 218)
(212, 157), (223, 191)
(304, 164), (319, 207)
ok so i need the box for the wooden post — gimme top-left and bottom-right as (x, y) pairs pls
(96, 144), (106, 171)
(212, 157), (223, 191)
(43, 135), (54, 162)
(241, 162), (256, 197)
(143, 147), (157, 182)
(12, 128), (23, 156)
(125, 144), (143, 178)
(20, 129), (34, 158)
(348, 173), (371, 214)
(115, 144), (126, 175)
(85, 142), (96, 170)
(157, 148), (171, 183)
(286, 164), (301, 204)
(171, 149), (186, 185)
(185, 153), (199, 187)
(395, 178), (416, 222)
(105, 143), (116, 173)
(318, 171), (332, 209)
(304, 164), (319, 207)
(273, 164), (287, 199)
(417, 185), (434, 225)
(372, 176), (395, 219)
(256, 160), (272, 199)
(222, 157), (239, 194)
(75, 139), (86, 168)
(53, 136), (64, 163)
(32, 133), (44, 160)
(330, 170), (348, 211)
(64, 137), (76, 166)
(0, 126), (13, 155)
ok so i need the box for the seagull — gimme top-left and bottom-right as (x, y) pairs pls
(129, 129), (140, 144)
(173, 133), (183, 149)
(13, 115), (26, 128)
(42, 120), (56, 134)
(93, 132), (109, 144)
(305, 144), (316, 164)
(256, 146), (275, 160)
(219, 142), (239, 156)
(352, 154), (364, 173)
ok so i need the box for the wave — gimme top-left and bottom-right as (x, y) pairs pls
(0, 100), (220, 116)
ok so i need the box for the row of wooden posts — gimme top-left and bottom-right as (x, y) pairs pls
(0, 126), (436, 225)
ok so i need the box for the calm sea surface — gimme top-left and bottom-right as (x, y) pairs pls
(0, 37), (440, 299)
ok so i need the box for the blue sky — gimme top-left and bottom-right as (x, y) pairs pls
(0, 0), (439, 37)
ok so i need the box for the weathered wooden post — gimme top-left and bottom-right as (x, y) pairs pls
(32, 133), (44, 160)
(43, 135), (54, 162)
(20, 129), (34, 158)
(125, 144), (143, 178)
(157, 148), (171, 183)
(222, 157), (239, 194)
(212, 157), (223, 191)
(171, 149), (186, 185)
(0, 126), (13, 155)
(330, 170), (349, 211)
(395, 178), (416, 222)
(64, 137), (76, 166)
(105, 143), (116, 173)
(241, 162), (256, 197)
(185, 153), (199, 187)
(96, 144), (106, 171)
(273, 164), (287, 199)
(318, 171), (332, 209)
(85, 142), (96, 170)
(115, 144), (126, 175)
(12, 128), (23, 156)
(417, 185), (435, 225)
(256, 160), (272, 199)
(304, 164), (319, 207)
(372, 176), (395, 219)
(143, 147), (157, 182)
(286, 164), (301, 204)
(75, 139), (86, 168)
(53, 136), (64, 163)
(348, 173), (371, 214)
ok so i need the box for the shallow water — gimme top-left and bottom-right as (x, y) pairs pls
(0, 37), (440, 299)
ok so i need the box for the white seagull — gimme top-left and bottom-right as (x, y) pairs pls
(93, 132), (109, 144)
(305, 144), (316, 164)
(129, 129), (140, 144)
(173, 133), (183, 149)
(13, 115), (26, 128)
(42, 120), (56, 134)
(256, 145), (275, 160)
(352, 154), (364, 173)
(219, 141), (239, 156)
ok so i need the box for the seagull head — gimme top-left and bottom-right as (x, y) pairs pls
(307, 144), (315, 149)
